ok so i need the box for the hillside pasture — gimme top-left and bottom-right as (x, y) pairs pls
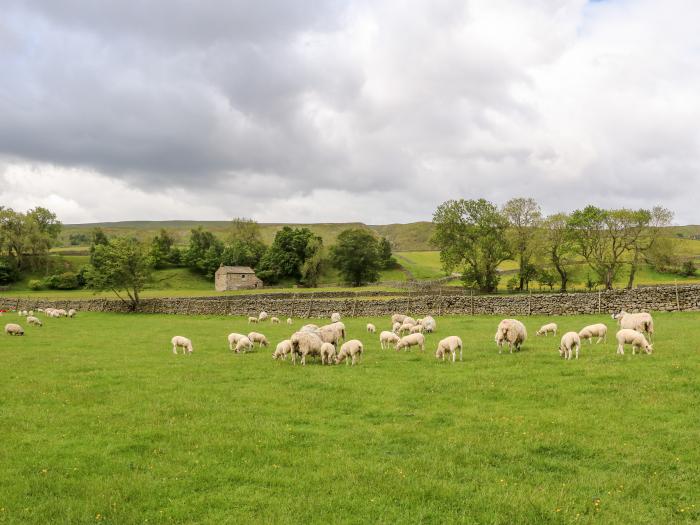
(0, 311), (698, 523)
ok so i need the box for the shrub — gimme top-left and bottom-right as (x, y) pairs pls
(43, 272), (80, 290)
(679, 260), (696, 277)
(506, 276), (519, 292)
(28, 279), (44, 291)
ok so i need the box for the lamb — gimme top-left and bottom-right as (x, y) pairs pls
(396, 333), (425, 352)
(409, 324), (424, 334)
(578, 323), (608, 344)
(286, 318), (293, 325)
(379, 331), (400, 350)
(320, 342), (337, 365)
(336, 339), (364, 366)
(435, 336), (462, 362)
(494, 319), (527, 354)
(290, 331), (323, 365)
(398, 322), (414, 336)
(418, 315), (436, 333)
(613, 311), (654, 340)
(536, 323), (558, 337)
(247, 332), (269, 348)
(392, 322), (402, 334)
(171, 336), (193, 355)
(616, 329), (653, 355)
(258, 311), (268, 321)
(331, 312), (341, 323)
(67, 309), (76, 318)
(558, 332), (581, 360)
(272, 339), (293, 360)
(5, 323), (24, 336)
(391, 313), (407, 325)
(235, 336), (254, 353)
(366, 323), (376, 333)
(26, 316), (42, 327)
(227, 333), (246, 351)
(247, 316), (259, 324)
(270, 316), (280, 324)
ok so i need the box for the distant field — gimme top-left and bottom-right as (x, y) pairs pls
(0, 311), (698, 523)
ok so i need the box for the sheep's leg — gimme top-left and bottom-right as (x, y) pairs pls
(575, 346), (579, 359)
(172, 345), (178, 355)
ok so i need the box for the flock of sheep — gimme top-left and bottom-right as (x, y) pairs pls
(3, 308), (77, 336)
(170, 309), (655, 366)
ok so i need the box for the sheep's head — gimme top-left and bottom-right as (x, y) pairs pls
(435, 348), (443, 359)
(558, 346), (566, 358)
(645, 343), (653, 354)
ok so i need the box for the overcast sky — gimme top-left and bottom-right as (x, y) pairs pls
(1, 0), (699, 224)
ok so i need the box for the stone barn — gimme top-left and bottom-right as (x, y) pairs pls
(214, 266), (263, 292)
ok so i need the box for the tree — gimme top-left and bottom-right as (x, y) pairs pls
(378, 237), (397, 269)
(330, 229), (381, 286)
(150, 229), (175, 269)
(537, 268), (556, 291)
(432, 199), (511, 293)
(502, 198), (542, 290)
(256, 227), (321, 284)
(0, 207), (62, 274)
(184, 227), (223, 278)
(222, 218), (266, 269)
(300, 236), (324, 287)
(86, 237), (153, 311)
(541, 213), (576, 292)
(626, 206), (673, 289)
(89, 227), (110, 265)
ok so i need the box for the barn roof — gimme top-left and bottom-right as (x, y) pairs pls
(215, 266), (256, 274)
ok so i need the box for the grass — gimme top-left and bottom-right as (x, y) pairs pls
(0, 311), (699, 523)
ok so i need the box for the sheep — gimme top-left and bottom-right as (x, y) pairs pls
(396, 333), (425, 352)
(235, 336), (254, 353)
(317, 325), (341, 347)
(286, 318), (293, 325)
(28, 310), (34, 316)
(398, 322), (414, 336)
(402, 316), (417, 327)
(391, 313), (407, 325)
(392, 322), (402, 334)
(616, 329), (653, 355)
(418, 315), (436, 333)
(258, 311), (268, 321)
(366, 323), (376, 333)
(18, 310), (26, 316)
(247, 316), (259, 324)
(227, 332), (246, 351)
(578, 323), (608, 344)
(171, 336), (193, 355)
(535, 323), (558, 337)
(329, 321), (346, 342)
(247, 332), (269, 348)
(613, 311), (654, 340)
(290, 331), (323, 365)
(268, 316), (280, 324)
(435, 336), (462, 362)
(409, 324), (424, 335)
(495, 319), (527, 354)
(336, 340), (363, 366)
(5, 323), (24, 336)
(320, 342), (337, 365)
(272, 339), (293, 360)
(67, 309), (76, 318)
(331, 312), (341, 323)
(55, 309), (67, 317)
(26, 316), (42, 327)
(379, 331), (400, 350)
(558, 332), (581, 360)
(300, 324), (319, 333)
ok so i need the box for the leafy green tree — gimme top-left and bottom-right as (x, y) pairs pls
(0, 207), (61, 274)
(378, 237), (397, 269)
(300, 236), (324, 287)
(184, 227), (223, 278)
(432, 199), (511, 293)
(86, 237), (153, 311)
(502, 197), (542, 291)
(537, 268), (556, 291)
(679, 260), (696, 277)
(541, 213), (576, 292)
(330, 229), (381, 286)
(626, 206), (673, 289)
(89, 227), (110, 265)
(150, 229), (175, 269)
(257, 227), (321, 284)
(223, 218), (267, 268)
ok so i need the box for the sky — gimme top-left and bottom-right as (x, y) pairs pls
(1, 0), (699, 225)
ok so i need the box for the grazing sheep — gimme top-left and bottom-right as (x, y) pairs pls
(56, 309), (67, 317)
(227, 332), (246, 351)
(290, 331), (323, 366)
(329, 321), (346, 342)
(247, 316), (259, 324)
(235, 336), (254, 353)
(28, 310), (34, 316)
(396, 333), (425, 352)
(409, 324), (424, 334)
(247, 332), (269, 348)
(26, 316), (42, 327)
(171, 336), (193, 355)
(317, 325), (341, 347)
(379, 331), (400, 350)
(336, 340), (364, 366)
(392, 322), (402, 334)
(402, 317), (417, 327)
(419, 315), (436, 333)
(272, 339), (293, 360)
(320, 342), (337, 365)
(536, 323), (558, 337)
(67, 309), (76, 318)
(616, 329), (653, 355)
(494, 319), (527, 354)
(578, 323), (608, 344)
(558, 332), (581, 360)
(366, 323), (376, 333)
(270, 316), (280, 324)
(398, 322), (414, 336)
(5, 323), (24, 336)
(286, 318), (293, 325)
(435, 336), (462, 362)
(391, 313), (407, 325)
(258, 311), (268, 321)
(331, 312), (341, 323)
(301, 324), (319, 333)
(613, 311), (654, 340)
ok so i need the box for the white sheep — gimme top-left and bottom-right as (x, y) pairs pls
(317, 325), (341, 347)
(331, 312), (341, 323)
(290, 331), (323, 365)
(258, 311), (268, 321)
(379, 331), (400, 350)
(558, 332), (581, 360)
(613, 311), (654, 340)
(320, 342), (337, 365)
(247, 316), (259, 324)
(616, 329), (653, 355)
(396, 333), (425, 352)
(409, 324), (424, 335)
(272, 339), (293, 360)
(247, 332), (269, 348)
(366, 323), (376, 333)
(5, 323), (24, 336)
(336, 340), (363, 366)
(578, 323), (608, 344)
(300, 324), (319, 333)
(391, 313), (407, 325)
(270, 316), (280, 324)
(494, 319), (527, 354)
(392, 322), (402, 334)
(418, 315), (436, 333)
(398, 322), (414, 336)
(235, 336), (254, 353)
(536, 323), (558, 337)
(329, 321), (346, 342)
(67, 309), (76, 318)
(171, 336), (193, 355)
(402, 316), (417, 327)
(28, 310), (34, 316)
(286, 318), (293, 325)
(435, 336), (462, 362)
(27, 316), (42, 327)
(227, 332), (246, 351)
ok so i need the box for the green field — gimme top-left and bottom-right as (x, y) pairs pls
(1, 311), (698, 523)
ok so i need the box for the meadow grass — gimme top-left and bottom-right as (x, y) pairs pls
(1, 311), (699, 524)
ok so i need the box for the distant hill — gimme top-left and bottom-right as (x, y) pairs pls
(61, 221), (437, 252)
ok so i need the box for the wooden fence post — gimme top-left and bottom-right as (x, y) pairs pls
(675, 281), (681, 311)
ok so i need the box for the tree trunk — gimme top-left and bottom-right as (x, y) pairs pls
(627, 249), (639, 289)
(519, 253), (525, 291)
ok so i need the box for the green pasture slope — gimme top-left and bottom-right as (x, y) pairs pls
(1, 312), (699, 523)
